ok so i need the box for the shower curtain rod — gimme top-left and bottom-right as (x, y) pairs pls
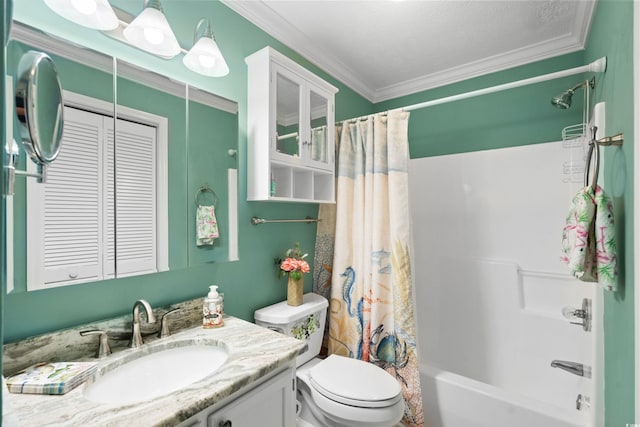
(338, 57), (607, 123)
(401, 57), (607, 112)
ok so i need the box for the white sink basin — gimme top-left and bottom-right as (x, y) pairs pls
(83, 344), (228, 405)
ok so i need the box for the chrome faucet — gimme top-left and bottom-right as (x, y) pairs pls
(158, 308), (181, 338)
(550, 360), (592, 378)
(130, 299), (157, 348)
(80, 329), (112, 358)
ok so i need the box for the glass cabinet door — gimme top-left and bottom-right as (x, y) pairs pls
(308, 89), (330, 168)
(275, 71), (301, 160)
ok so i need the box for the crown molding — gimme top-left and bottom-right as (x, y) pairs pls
(223, 0), (595, 104)
(573, 0), (597, 48)
(221, 0), (375, 100)
(371, 32), (586, 103)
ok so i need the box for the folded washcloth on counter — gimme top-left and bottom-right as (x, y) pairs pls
(197, 205), (219, 246)
(561, 185), (617, 291)
(5, 362), (98, 395)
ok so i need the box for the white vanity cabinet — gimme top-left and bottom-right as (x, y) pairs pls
(246, 46), (338, 203)
(178, 367), (297, 427)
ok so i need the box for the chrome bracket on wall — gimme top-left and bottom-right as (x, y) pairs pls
(5, 50), (64, 196)
(4, 138), (49, 196)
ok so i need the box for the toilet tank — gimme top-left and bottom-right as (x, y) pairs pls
(254, 293), (328, 367)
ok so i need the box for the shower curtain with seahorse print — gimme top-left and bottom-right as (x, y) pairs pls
(317, 110), (423, 426)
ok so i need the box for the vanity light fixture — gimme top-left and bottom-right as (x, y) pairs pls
(44, 0), (229, 77)
(183, 18), (229, 77)
(122, 0), (181, 59)
(44, 0), (119, 30)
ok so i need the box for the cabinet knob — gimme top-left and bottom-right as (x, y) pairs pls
(219, 421), (232, 427)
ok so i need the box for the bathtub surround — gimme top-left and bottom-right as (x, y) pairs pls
(409, 143), (599, 426)
(317, 110), (423, 426)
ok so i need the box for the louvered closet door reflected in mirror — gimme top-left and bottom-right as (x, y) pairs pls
(26, 107), (106, 288)
(26, 101), (166, 290)
(109, 118), (158, 278)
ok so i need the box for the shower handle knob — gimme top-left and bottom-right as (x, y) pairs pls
(562, 307), (587, 319)
(576, 394), (591, 410)
(561, 298), (592, 332)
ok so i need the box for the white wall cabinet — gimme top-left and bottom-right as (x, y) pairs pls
(246, 46), (338, 203)
(177, 367), (297, 427)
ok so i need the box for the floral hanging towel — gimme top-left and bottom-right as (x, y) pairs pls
(561, 185), (617, 291)
(592, 185), (617, 290)
(561, 187), (597, 281)
(196, 205), (219, 246)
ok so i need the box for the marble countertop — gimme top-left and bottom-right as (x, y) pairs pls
(4, 316), (304, 426)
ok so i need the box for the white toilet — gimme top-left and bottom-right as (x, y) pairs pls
(255, 293), (404, 427)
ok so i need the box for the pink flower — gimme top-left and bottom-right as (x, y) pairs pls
(280, 258), (296, 272)
(276, 243), (310, 280)
(280, 258), (309, 273)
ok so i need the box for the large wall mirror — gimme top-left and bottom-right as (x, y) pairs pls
(6, 22), (239, 293)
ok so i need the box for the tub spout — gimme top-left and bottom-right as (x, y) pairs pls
(550, 360), (591, 378)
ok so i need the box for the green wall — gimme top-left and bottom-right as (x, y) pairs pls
(3, 1), (372, 343)
(585, 0), (636, 424)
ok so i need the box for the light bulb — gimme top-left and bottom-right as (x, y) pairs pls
(198, 54), (216, 69)
(144, 27), (165, 45)
(71, 0), (97, 15)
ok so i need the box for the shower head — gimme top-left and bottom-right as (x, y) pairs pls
(551, 91), (574, 109)
(551, 78), (595, 109)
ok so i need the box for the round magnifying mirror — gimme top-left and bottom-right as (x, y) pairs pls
(15, 50), (64, 165)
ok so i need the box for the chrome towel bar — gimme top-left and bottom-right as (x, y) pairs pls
(251, 216), (321, 225)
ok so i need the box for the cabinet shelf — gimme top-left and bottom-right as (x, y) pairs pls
(246, 46), (338, 203)
(267, 162), (334, 203)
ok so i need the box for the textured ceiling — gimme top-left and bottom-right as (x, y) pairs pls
(223, 0), (596, 102)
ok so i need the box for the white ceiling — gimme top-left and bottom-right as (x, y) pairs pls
(222, 0), (596, 103)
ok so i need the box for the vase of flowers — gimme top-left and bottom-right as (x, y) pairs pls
(276, 243), (310, 306)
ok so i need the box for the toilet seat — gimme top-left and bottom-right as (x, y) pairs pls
(308, 355), (402, 408)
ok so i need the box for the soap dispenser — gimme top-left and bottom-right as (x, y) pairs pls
(203, 285), (224, 328)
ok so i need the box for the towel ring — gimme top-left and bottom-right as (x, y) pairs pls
(195, 184), (217, 206)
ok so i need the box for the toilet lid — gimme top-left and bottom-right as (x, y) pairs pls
(308, 355), (402, 408)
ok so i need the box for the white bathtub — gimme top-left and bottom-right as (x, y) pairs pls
(415, 258), (594, 427)
(420, 363), (582, 427)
